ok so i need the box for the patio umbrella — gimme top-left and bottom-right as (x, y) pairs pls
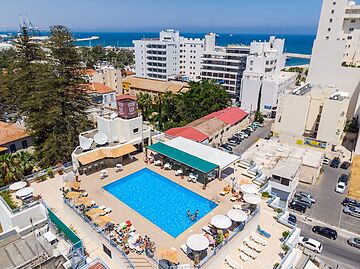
(86, 208), (106, 218)
(240, 183), (258, 194)
(158, 247), (178, 264)
(65, 181), (81, 190)
(15, 187), (33, 198)
(93, 215), (113, 228)
(65, 191), (82, 200)
(243, 193), (261, 205)
(227, 209), (248, 222)
(210, 215), (232, 229)
(9, 181), (27, 191)
(186, 234), (209, 251)
(74, 197), (93, 207)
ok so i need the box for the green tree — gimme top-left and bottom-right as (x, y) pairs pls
(137, 92), (153, 120)
(0, 154), (24, 186)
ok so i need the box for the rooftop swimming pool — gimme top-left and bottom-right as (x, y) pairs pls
(103, 168), (217, 237)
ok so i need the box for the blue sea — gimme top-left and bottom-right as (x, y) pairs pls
(1, 31), (315, 66)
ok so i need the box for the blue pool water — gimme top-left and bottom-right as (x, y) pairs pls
(103, 168), (217, 237)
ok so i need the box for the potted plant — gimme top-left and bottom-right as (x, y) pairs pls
(47, 167), (54, 178)
(57, 167), (64, 175)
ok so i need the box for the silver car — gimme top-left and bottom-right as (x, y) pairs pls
(343, 206), (360, 218)
(347, 237), (360, 249)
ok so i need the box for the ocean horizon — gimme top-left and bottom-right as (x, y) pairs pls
(1, 31), (315, 66)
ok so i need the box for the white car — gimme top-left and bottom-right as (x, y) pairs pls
(298, 236), (323, 253)
(322, 157), (330, 165)
(335, 182), (346, 194)
(239, 132), (248, 138)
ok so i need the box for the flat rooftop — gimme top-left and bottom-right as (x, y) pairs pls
(272, 157), (301, 179)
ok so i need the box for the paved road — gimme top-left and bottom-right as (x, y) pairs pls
(296, 165), (360, 234)
(297, 220), (360, 269)
(232, 120), (272, 155)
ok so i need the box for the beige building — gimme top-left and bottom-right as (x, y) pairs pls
(85, 66), (122, 93)
(273, 83), (350, 148)
(122, 76), (189, 97)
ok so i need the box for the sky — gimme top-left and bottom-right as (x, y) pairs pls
(0, 0), (323, 34)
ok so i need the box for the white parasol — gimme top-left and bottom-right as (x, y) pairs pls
(186, 234), (209, 251)
(211, 215), (232, 229)
(15, 187), (33, 198)
(9, 181), (27, 191)
(243, 193), (261, 204)
(240, 183), (258, 194)
(227, 209), (248, 222)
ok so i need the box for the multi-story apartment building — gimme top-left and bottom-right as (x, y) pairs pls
(200, 43), (250, 100)
(86, 64), (122, 93)
(306, 0), (360, 153)
(133, 30), (204, 81)
(240, 37), (296, 117)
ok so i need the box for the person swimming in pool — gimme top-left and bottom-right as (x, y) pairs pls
(195, 209), (199, 216)
(187, 210), (191, 217)
(190, 214), (196, 221)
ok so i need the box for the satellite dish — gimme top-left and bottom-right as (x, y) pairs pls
(94, 132), (108, 145)
(79, 136), (93, 150)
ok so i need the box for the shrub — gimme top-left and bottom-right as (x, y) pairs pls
(47, 167), (54, 178)
(281, 244), (290, 253)
(282, 230), (290, 239)
(0, 190), (18, 209)
(262, 192), (271, 198)
(274, 208), (283, 214)
(273, 263), (280, 269)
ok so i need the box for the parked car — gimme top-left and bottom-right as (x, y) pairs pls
(227, 140), (237, 147)
(288, 214), (297, 224)
(289, 201), (307, 213)
(243, 129), (251, 135)
(219, 144), (233, 152)
(330, 157), (341, 168)
(335, 182), (346, 194)
(253, 121), (264, 127)
(239, 131), (248, 138)
(246, 126), (254, 132)
(322, 157), (330, 165)
(298, 237), (323, 253)
(233, 133), (244, 140)
(293, 198), (312, 208)
(312, 226), (337, 240)
(342, 197), (360, 207)
(343, 206), (360, 218)
(230, 136), (242, 143)
(347, 237), (360, 249)
(338, 174), (349, 185)
(294, 191), (316, 204)
(228, 138), (240, 145)
(340, 161), (351, 170)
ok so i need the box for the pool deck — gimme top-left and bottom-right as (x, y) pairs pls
(31, 152), (289, 268)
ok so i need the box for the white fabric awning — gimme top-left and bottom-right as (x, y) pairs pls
(243, 193), (261, 204)
(165, 137), (239, 171)
(15, 187), (33, 198)
(211, 215), (232, 229)
(227, 209), (248, 222)
(43, 231), (57, 243)
(240, 183), (258, 194)
(186, 234), (209, 251)
(9, 181), (27, 191)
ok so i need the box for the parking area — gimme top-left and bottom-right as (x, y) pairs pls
(294, 165), (360, 234)
(220, 120), (272, 155)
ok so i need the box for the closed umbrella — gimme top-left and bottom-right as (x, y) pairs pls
(186, 234), (209, 251)
(240, 183), (258, 194)
(211, 215), (232, 229)
(9, 181), (27, 191)
(227, 209), (248, 222)
(243, 193), (261, 204)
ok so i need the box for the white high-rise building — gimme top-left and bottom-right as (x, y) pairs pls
(240, 37), (297, 117)
(306, 0), (360, 152)
(133, 30), (205, 81)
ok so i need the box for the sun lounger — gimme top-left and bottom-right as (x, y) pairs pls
(250, 233), (267, 246)
(257, 225), (271, 239)
(99, 206), (112, 215)
(233, 204), (242, 210)
(202, 226), (212, 234)
(243, 237), (263, 252)
(238, 246), (258, 259)
(239, 252), (249, 262)
(177, 264), (191, 269)
(225, 255), (243, 269)
(180, 244), (191, 256)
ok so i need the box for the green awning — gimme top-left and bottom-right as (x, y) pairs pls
(148, 142), (218, 173)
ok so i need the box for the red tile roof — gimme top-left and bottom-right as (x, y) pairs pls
(84, 83), (115, 94)
(116, 94), (137, 101)
(202, 107), (248, 125)
(0, 122), (30, 145)
(165, 127), (208, 142)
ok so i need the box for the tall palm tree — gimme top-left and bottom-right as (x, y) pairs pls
(137, 92), (153, 120)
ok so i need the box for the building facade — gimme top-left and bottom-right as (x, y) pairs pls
(201, 45), (250, 100)
(0, 122), (32, 154)
(240, 36), (296, 116)
(86, 65), (123, 93)
(133, 30), (205, 81)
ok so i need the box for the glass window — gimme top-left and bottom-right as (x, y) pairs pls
(133, 128), (139, 134)
(22, 140), (28, 149)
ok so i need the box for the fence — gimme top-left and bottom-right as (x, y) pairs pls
(64, 199), (137, 269)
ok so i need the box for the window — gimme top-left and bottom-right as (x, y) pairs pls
(347, 36), (352, 40)
(133, 128), (139, 134)
(349, 28), (354, 32)
(326, 36), (329, 40)
(22, 140), (28, 149)
(351, 19), (356, 23)
(328, 28), (331, 32)
(329, 18), (333, 23)
(281, 177), (290, 186)
(9, 144), (16, 153)
(250, 60), (254, 65)
(333, 1), (336, 5)
(103, 244), (112, 258)
(331, 10), (334, 14)
(103, 95), (108, 103)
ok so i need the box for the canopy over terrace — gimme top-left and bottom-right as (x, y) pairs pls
(165, 137), (240, 176)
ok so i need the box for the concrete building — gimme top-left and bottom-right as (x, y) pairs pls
(84, 82), (117, 108)
(273, 83), (350, 149)
(306, 0), (360, 152)
(122, 76), (189, 97)
(133, 30), (205, 81)
(0, 122), (32, 154)
(85, 65), (122, 93)
(240, 36), (297, 117)
(200, 44), (250, 100)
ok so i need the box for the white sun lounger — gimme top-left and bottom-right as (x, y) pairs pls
(233, 204), (242, 210)
(202, 226), (212, 235)
(177, 264), (191, 269)
(99, 206), (112, 214)
(238, 246), (258, 259)
(243, 237), (263, 252)
(239, 252), (249, 262)
(225, 255), (243, 269)
(250, 233), (267, 246)
(180, 244), (191, 255)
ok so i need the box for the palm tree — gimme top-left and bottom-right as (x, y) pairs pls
(137, 92), (153, 120)
(0, 154), (23, 186)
